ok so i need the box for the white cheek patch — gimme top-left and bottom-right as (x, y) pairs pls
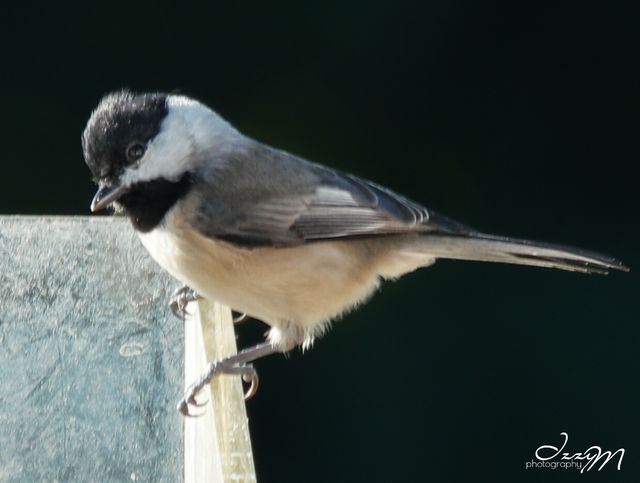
(120, 116), (194, 187)
(120, 96), (241, 187)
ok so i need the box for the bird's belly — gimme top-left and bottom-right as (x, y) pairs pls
(136, 217), (382, 331)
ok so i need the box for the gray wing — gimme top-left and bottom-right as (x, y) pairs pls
(193, 142), (467, 248)
(190, 142), (628, 274)
(292, 168), (431, 239)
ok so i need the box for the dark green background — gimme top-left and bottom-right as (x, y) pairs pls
(2, 1), (638, 482)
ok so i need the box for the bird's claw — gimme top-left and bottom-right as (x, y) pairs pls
(169, 285), (202, 319)
(177, 385), (209, 417)
(233, 312), (249, 324)
(177, 361), (260, 416)
(241, 366), (259, 400)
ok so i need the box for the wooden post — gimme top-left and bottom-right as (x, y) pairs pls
(0, 216), (256, 482)
(183, 299), (257, 483)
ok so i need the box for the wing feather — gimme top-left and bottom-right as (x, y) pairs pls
(193, 142), (456, 247)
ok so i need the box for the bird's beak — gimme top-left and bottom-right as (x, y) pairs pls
(90, 184), (129, 212)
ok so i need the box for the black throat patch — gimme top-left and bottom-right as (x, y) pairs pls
(117, 173), (193, 232)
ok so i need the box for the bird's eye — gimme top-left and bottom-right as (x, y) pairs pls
(126, 143), (146, 162)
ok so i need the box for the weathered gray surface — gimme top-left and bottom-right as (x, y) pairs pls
(0, 216), (183, 482)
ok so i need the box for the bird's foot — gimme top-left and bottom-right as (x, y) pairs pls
(178, 363), (259, 416)
(177, 341), (276, 416)
(169, 285), (202, 320)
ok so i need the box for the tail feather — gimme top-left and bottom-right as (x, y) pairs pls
(418, 233), (628, 274)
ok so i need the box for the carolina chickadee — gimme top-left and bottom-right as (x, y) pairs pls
(82, 91), (627, 414)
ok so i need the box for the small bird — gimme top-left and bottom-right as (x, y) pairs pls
(82, 90), (627, 414)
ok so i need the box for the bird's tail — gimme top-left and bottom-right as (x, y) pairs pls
(417, 232), (628, 274)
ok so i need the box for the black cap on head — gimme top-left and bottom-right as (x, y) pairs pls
(82, 90), (168, 185)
